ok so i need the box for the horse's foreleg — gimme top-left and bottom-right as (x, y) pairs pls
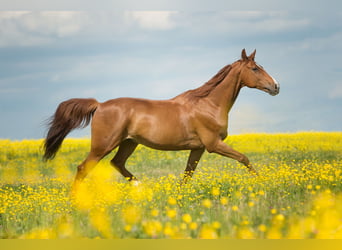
(110, 139), (138, 181)
(207, 140), (258, 175)
(183, 148), (205, 183)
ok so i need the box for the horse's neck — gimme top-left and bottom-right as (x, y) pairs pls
(207, 66), (242, 115)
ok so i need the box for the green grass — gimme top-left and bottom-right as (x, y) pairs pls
(0, 132), (341, 239)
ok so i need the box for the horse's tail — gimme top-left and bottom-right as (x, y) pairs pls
(43, 98), (99, 160)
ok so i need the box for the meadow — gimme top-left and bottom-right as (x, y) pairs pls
(0, 132), (341, 239)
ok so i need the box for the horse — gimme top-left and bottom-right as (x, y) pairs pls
(43, 49), (279, 192)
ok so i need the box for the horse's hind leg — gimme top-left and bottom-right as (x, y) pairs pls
(183, 148), (205, 183)
(111, 139), (138, 181)
(72, 137), (121, 194)
(72, 152), (104, 195)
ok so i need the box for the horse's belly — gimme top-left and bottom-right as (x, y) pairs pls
(132, 136), (203, 151)
(128, 126), (203, 150)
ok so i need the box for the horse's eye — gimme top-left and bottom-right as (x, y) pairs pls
(252, 67), (259, 71)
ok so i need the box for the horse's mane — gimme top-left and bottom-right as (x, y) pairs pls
(176, 64), (233, 102)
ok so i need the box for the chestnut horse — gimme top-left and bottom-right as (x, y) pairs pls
(43, 49), (279, 191)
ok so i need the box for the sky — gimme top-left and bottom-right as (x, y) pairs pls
(0, 1), (341, 139)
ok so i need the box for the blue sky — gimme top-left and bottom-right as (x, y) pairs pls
(0, 2), (341, 139)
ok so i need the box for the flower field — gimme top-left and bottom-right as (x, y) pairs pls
(0, 132), (341, 239)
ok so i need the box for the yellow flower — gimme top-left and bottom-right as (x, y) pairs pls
(202, 199), (212, 208)
(266, 227), (282, 239)
(275, 214), (285, 221)
(199, 224), (218, 239)
(212, 221), (221, 229)
(166, 209), (177, 219)
(179, 223), (187, 231)
(143, 220), (163, 237)
(122, 205), (142, 225)
(189, 222), (198, 230)
(89, 209), (113, 238)
(124, 225), (132, 232)
(258, 224), (267, 232)
(248, 201), (255, 207)
(182, 214), (192, 224)
(232, 205), (239, 211)
(211, 187), (220, 196)
(237, 227), (255, 239)
(271, 208), (277, 214)
(168, 197), (177, 206)
(19, 228), (56, 239)
(163, 223), (176, 237)
(151, 209), (159, 217)
(220, 197), (228, 205)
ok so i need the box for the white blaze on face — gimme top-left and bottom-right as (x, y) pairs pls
(271, 75), (280, 90)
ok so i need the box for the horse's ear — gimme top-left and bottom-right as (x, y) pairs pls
(248, 49), (256, 61)
(241, 49), (248, 61)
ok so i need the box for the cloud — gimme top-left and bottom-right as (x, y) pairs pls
(329, 83), (342, 99)
(229, 103), (284, 134)
(0, 11), (88, 47)
(171, 11), (311, 37)
(125, 11), (178, 30)
(0, 11), (313, 48)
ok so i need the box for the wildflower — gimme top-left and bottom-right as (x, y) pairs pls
(189, 222), (198, 230)
(232, 205), (239, 211)
(248, 201), (255, 207)
(275, 214), (285, 221)
(182, 214), (192, 224)
(180, 223), (187, 230)
(143, 220), (162, 238)
(202, 199), (213, 208)
(266, 227), (282, 239)
(151, 209), (159, 217)
(20, 228), (56, 239)
(271, 208), (277, 214)
(163, 223), (175, 237)
(168, 197), (177, 206)
(258, 224), (267, 232)
(89, 209), (113, 238)
(166, 209), (177, 219)
(220, 197), (228, 205)
(199, 224), (218, 239)
(258, 190), (265, 196)
(212, 221), (221, 229)
(122, 205), (141, 225)
(124, 225), (132, 232)
(211, 187), (220, 196)
(237, 227), (255, 239)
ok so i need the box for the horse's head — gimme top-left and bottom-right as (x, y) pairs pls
(239, 49), (279, 96)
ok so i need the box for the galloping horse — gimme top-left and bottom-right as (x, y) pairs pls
(43, 49), (279, 191)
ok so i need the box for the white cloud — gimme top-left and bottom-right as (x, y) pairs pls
(229, 103), (284, 134)
(175, 11), (310, 36)
(0, 11), (88, 47)
(125, 11), (177, 30)
(0, 11), (314, 48)
(328, 83), (342, 99)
